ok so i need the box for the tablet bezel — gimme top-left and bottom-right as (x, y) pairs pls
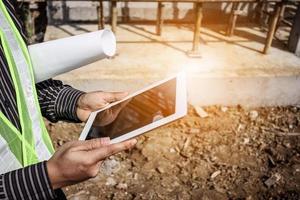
(78, 72), (187, 143)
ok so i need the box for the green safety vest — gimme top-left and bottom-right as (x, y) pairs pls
(0, 0), (54, 174)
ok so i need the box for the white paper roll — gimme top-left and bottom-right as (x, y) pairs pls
(28, 29), (116, 83)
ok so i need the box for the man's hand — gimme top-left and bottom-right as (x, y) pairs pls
(76, 91), (128, 122)
(47, 138), (137, 189)
(93, 99), (131, 126)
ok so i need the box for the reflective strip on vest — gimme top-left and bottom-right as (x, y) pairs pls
(0, 136), (22, 174)
(0, 4), (52, 171)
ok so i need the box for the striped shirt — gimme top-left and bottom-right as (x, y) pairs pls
(0, 0), (84, 199)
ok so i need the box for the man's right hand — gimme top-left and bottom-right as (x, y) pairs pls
(46, 138), (137, 189)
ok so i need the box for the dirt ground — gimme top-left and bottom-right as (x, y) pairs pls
(46, 105), (300, 200)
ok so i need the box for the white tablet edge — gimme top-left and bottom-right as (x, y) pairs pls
(79, 71), (187, 141)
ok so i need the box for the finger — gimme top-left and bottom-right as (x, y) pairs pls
(90, 139), (137, 163)
(73, 137), (111, 151)
(102, 92), (128, 103)
(112, 98), (131, 113)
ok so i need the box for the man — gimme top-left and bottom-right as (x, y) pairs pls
(0, 1), (136, 199)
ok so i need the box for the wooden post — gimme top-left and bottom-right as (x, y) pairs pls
(98, 0), (104, 30)
(288, 4), (300, 56)
(263, 2), (282, 54)
(123, 2), (130, 23)
(258, 1), (269, 29)
(187, 2), (203, 57)
(296, 40), (300, 57)
(254, 1), (263, 24)
(227, 2), (239, 37)
(62, 0), (68, 23)
(274, 3), (286, 33)
(156, 2), (164, 36)
(28, 2), (38, 43)
(111, 1), (117, 33)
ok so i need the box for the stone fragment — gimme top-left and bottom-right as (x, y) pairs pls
(169, 148), (176, 153)
(105, 177), (117, 186)
(189, 128), (200, 134)
(194, 106), (209, 118)
(68, 191), (89, 200)
(249, 110), (259, 121)
(141, 136), (173, 160)
(133, 173), (139, 180)
(100, 158), (121, 176)
(69, 195), (89, 200)
(242, 138), (250, 145)
(267, 155), (276, 167)
(116, 183), (128, 190)
(57, 139), (64, 146)
(211, 170), (221, 179)
(221, 106), (228, 112)
(157, 166), (165, 174)
(264, 173), (281, 188)
(292, 164), (300, 173)
(182, 137), (191, 151)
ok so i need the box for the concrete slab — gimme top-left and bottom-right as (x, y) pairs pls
(44, 24), (300, 106)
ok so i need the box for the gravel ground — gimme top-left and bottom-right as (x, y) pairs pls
(46, 105), (300, 200)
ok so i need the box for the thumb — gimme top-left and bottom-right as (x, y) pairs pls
(89, 139), (137, 163)
(74, 137), (111, 151)
(102, 92), (128, 103)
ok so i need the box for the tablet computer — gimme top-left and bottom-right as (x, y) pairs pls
(79, 72), (187, 144)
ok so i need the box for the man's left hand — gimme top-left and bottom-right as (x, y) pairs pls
(76, 91), (128, 122)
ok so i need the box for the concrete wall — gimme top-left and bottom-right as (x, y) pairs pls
(187, 75), (300, 107)
(60, 75), (300, 107)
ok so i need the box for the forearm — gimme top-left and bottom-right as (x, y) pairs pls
(0, 162), (55, 200)
(54, 86), (84, 122)
(36, 79), (84, 122)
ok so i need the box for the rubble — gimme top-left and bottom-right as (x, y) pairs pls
(169, 148), (176, 153)
(264, 173), (282, 188)
(116, 183), (128, 190)
(48, 106), (300, 199)
(105, 177), (117, 186)
(221, 106), (228, 113)
(249, 110), (259, 121)
(100, 158), (121, 176)
(211, 170), (221, 179)
(194, 105), (209, 118)
(242, 137), (250, 145)
(275, 132), (300, 136)
(156, 166), (165, 174)
(68, 191), (89, 200)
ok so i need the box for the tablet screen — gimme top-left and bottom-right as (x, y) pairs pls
(86, 78), (177, 140)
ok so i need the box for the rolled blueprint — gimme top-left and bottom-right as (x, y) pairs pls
(28, 29), (116, 83)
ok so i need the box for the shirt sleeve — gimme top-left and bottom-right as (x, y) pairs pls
(36, 79), (84, 123)
(0, 162), (56, 200)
